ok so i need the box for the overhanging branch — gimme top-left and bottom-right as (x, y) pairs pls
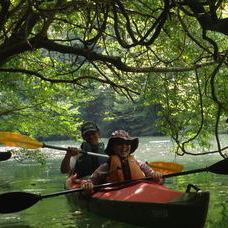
(0, 67), (140, 95)
(40, 39), (217, 73)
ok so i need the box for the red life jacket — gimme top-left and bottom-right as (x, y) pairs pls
(107, 155), (145, 182)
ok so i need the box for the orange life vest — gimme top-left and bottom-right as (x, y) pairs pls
(107, 155), (145, 182)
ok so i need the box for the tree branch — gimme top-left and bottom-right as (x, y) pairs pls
(184, 0), (228, 35)
(0, 67), (140, 95)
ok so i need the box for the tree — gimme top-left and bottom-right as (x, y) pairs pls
(79, 88), (162, 136)
(0, 70), (82, 138)
(0, 0), (227, 157)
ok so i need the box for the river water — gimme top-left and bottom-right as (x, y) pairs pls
(0, 136), (227, 228)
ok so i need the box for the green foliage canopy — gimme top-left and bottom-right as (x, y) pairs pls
(0, 0), (227, 157)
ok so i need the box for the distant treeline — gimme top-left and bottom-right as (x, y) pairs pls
(39, 91), (163, 141)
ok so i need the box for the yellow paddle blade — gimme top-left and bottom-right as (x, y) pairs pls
(147, 161), (184, 174)
(0, 132), (43, 149)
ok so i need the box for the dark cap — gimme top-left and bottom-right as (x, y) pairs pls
(105, 130), (139, 155)
(81, 121), (99, 136)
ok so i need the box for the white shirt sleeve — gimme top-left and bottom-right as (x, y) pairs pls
(69, 154), (81, 170)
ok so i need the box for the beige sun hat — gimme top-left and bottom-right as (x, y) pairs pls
(104, 130), (139, 155)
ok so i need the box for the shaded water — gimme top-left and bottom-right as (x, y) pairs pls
(0, 136), (227, 227)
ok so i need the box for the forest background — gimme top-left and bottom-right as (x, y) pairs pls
(0, 0), (228, 158)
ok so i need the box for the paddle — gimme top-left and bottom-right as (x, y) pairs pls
(0, 151), (12, 161)
(0, 159), (227, 214)
(0, 132), (183, 174)
(147, 161), (183, 174)
(0, 132), (107, 158)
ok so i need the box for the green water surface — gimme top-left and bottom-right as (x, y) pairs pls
(0, 136), (227, 228)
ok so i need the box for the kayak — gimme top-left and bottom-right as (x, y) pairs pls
(66, 176), (209, 228)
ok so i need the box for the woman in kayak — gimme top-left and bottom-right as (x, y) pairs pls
(81, 130), (163, 194)
(60, 121), (107, 177)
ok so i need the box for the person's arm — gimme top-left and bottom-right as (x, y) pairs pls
(60, 147), (80, 174)
(137, 160), (164, 184)
(80, 163), (109, 195)
(90, 163), (109, 185)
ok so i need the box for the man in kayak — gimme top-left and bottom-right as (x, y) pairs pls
(81, 130), (163, 193)
(60, 121), (107, 177)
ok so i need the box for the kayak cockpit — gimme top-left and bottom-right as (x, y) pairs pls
(92, 181), (182, 203)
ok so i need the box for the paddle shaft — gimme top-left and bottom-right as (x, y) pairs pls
(42, 158), (228, 199)
(43, 144), (108, 158)
(0, 132), (183, 174)
(41, 178), (150, 199)
(41, 167), (209, 199)
(41, 183), (108, 199)
(43, 145), (181, 172)
(0, 132), (183, 175)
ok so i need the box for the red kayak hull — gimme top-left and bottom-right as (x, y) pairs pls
(92, 181), (182, 203)
(66, 177), (209, 227)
